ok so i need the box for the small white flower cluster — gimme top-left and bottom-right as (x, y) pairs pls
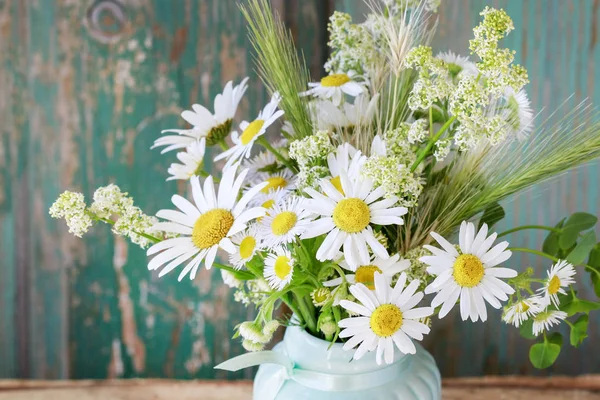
(325, 12), (377, 76)
(405, 46), (454, 111)
(49, 191), (93, 238)
(289, 131), (334, 190)
(90, 184), (159, 249)
(238, 320), (280, 352)
(403, 246), (432, 286)
(362, 155), (423, 207)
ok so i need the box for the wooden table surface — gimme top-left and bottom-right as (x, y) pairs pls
(1, 376), (600, 399)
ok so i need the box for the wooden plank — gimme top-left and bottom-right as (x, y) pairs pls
(1, 377), (600, 400)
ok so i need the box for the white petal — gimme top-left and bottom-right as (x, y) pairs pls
(459, 287), (471, 321)
(204, 246), (218, 270)
(349, 284), (379, 310)
(438, 285), (461, 318)
(485, 267), (517, 278)
(430, 232), (459, 257)
(157, 249), (197, 278)
(400, 292), (424, 312)
(301, 218), (335, 239)
(403, 307), (433, 320)
(156, 209), (194, 227)
(392, 330), (416, 354)
(147, 237), (192, 256)
(373, 272), (389, 304)
(152, 222), (193, 235)
(172, 194), (201, 219)
(340, 300), (372, 316)
(219, 238), (236, 254)
(471, 286), (488, 322)
(384, 337), (394, 365)
(481, 241), (510, 264)
(338, 317), (370, 328)
(364, 229), (389, 259)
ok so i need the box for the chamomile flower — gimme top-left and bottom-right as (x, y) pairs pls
(302, 170), (408, 268)
(154, 78), (248, 152)
(147, 166), (267, 281)
(316, 94), (379, 129)
(252, 169), (297, 197)
(339, 272), (433, 365)
(166, 139), (206, 181)
(532, 310), (568, 336)
(436, 51), (478, 79)
(257, 196), (312, 248)
(215, 93), (284, 169)
(302, 71), (365, 105)
(250, 188), (288, 212)
(264, 247), (295, 291)
(538, 260), (576, 308)
(229, 226), (262, 270)
(502, 296), (545, 327)
(324, 254), (410, 290)
(326, 143), (364, 193)
(503, 88), (534, 140)
(242, 151), (284, 182)
(422, 222), (517, 322)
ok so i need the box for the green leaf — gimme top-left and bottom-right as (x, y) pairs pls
(542, 218), (565, 257)
(559, 291), (600, 316)
(559, 212), (597, 249)
(569, 314), (589, 347)
(566, 231), (597, 265)
(588, 244), (600, 297)
(529, 332), (562, 369)
(479, 203), (505, 230)
(519, 318), (536, 340)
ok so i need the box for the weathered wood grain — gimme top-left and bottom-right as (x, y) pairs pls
(0, 0), (326, 380)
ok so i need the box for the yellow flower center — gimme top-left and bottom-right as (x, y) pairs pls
(355, 265), (382, 290)
(370, 304), (403, 337)
(191, 209), (234, 249)
(453, 254), (484, 288)
(333, 198), (370, 233)
(271, 211), (298, 236)
(239, 236), (256, 259)
(517, 301), (530, 313)
(274, 256), (292, 279)
(261, 176), (288, 193)
(240, 119), (265, 145)
(262, 199), (275, 209)
(548, 275), (561, 295)
(330, 175), (345, 195)
(312, 287), (331, 304)
(320, 73), (351, 87)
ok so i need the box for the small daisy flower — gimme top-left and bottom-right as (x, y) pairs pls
(302, 169), (408, 268)
(251, 169), (297, 198)
(229, 226), (262, 270)
(166, 139), (206, 181)
(215, 93), (284, 169)
(504, 88), (534, 140)
(324, 254), (410, 290)
(326, 143), (365, 194)
(302, 71), (365, 105)
(257, 196), (313, 248)
(242, 151), (284, 182)
(316, 94), (379, 130)
(154, 78), (248, 152)
(250, 188), (289, 213)
(311, 287), (332, 307)
(147, 166), (267, 281)
(538, 260), (576, 308)
(532, 310), (568, 336)
(436, 51), (478, 79)
(264, 247), (295, 291)
(502, 296), (545, 327)
(422, 222), (517, 322)
(339, 272), (433, 365)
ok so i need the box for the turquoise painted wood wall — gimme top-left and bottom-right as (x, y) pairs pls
(1, 0), (599, 380)
(0, 0), (327, 379)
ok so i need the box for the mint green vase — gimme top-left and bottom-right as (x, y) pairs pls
(253, 324), (441, 399)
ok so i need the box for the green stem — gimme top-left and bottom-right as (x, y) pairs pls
(282, 293), (303, 320)
(509, 247), (559, 262)
(257, 136), (298, 173)
(428, 106), (434, 137)
(295, 292), (317, 334)
(498, 225), (561, 238)
(411, 115), (456, 172)
(95, 215), (162, 244)
(218, 139), (228, 151)
(212, 262), (255, 280)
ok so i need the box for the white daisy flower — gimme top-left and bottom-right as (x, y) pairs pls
(264, 247), (295, 291)
(339, 272), (433, 365)
(504, 88), (534, 140)
(326, 143), (364, 194)
(324, 254), (410, 290)
(229, 226), (262, 270)
(166, 139), (206, 181)
(242, 151), (284, 182)
(302, 170), (408, 268)
(154, 78), (248, 152)
(257, 196), (313, 248)
(538, 259), (576, 308)
(532, 310), (568, 336)
(421, 222), (517, 322)
(250, 188), (289, 214)
(302, 71), (365, 105)
(215, 93), (284, 169)
(147, 166), (267, 281)
(249, 169), (296, 200)
(436, 51), (478, 78)
(502, 296), (545, 328)
(316, 94), (379, 130)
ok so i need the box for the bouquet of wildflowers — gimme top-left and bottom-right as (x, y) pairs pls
(51, 0), (600, 369)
